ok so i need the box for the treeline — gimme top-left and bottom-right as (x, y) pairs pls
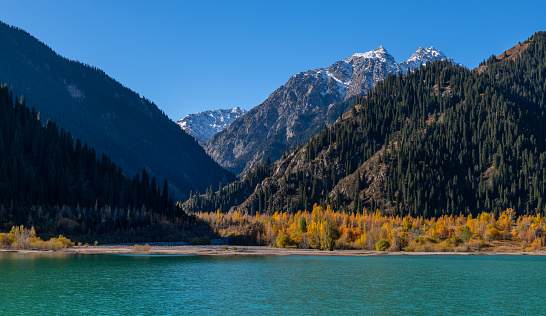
(0, 84), (211, 242)
(185, 31), (546, 219)
(194, 205), (545, 252)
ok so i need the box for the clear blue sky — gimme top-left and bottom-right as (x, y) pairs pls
(1, 0), (545, 121)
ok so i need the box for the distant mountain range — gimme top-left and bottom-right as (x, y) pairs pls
(177, 107), (246, 143)
(0, 21), (234, 199)
(205, 46), (453, 176)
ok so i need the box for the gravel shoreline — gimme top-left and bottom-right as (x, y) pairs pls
(2, 245), (545, 256)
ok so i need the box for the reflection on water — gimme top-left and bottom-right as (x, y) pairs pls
(115, 254), (195, 258)
(0, 253), (544, 315)
(1, 251), (75, 260)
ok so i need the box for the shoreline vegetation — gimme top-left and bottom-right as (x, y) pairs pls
(193, 205), (546, 253)
(2, 203), (546, 256)
(0, 225), (74, 250)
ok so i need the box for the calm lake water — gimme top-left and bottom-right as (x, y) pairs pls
(0, 253), (544, 315)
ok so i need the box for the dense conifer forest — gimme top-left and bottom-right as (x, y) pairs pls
(0, 84), (212, 242)
(185, 32), (546, 219)
(0, 21), (235, 200)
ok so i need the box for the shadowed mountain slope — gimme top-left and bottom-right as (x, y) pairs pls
(0, 21), (234, 199)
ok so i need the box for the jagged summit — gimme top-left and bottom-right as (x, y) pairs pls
(177, 107), (246, 143)
(317, 45), (452, 100)
(347, 45), (394, 62)
(345, 46), (450, 72)
(401, 46), (449, 69)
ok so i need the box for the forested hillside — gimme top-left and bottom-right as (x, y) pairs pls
(184, 32), (546, 218)
(0, 21), (234, 199)
(0, 84), (212, 242)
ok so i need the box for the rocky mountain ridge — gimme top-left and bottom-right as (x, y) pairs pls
(177, 107), (246, 143)
(205, 46), (453, 176)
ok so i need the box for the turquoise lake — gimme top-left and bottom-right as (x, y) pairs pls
(0, 253), (544, 315)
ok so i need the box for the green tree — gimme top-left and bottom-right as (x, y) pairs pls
(376, 239), (390, 251)
(300, 217), (308, 233)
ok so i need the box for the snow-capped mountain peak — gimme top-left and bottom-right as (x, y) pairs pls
(177, 107), (246, 143)
(346, 45), (395, 63)
(400, 46), (450, 70)
(411, 46), (446, 60)
(312, 45), (451, 101)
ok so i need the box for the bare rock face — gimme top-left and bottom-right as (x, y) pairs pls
(206, 46), (452, 176)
